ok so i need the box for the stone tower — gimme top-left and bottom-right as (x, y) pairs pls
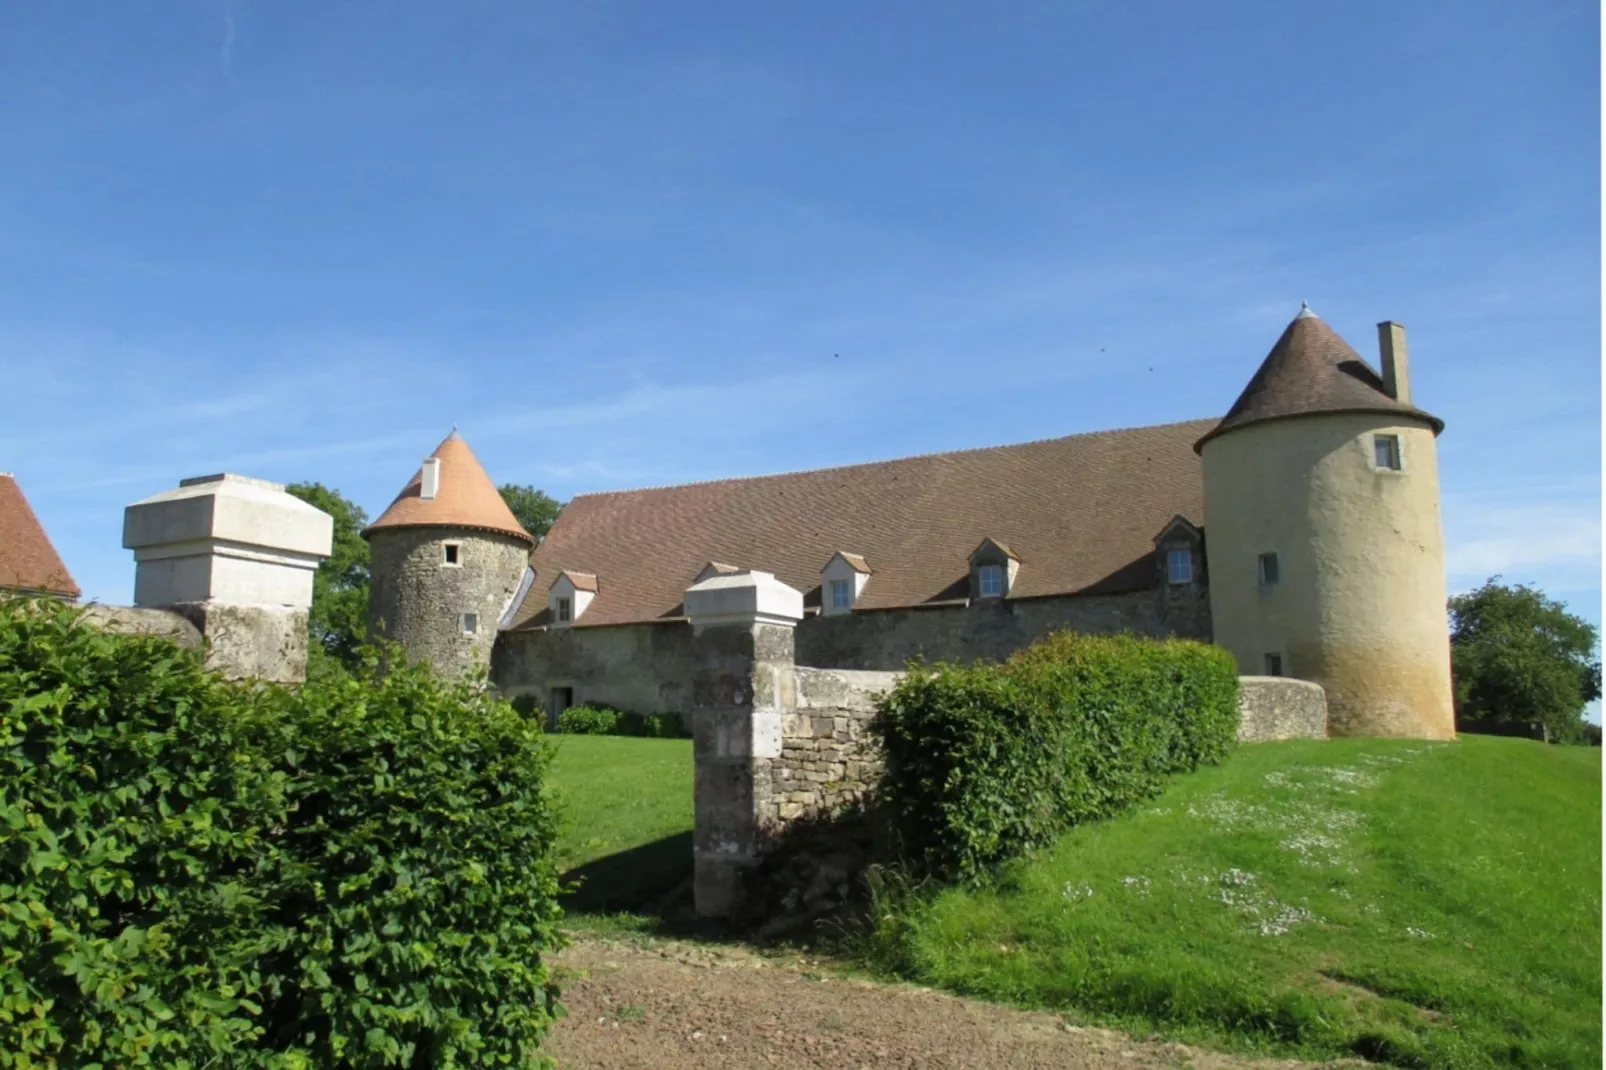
(365, 431), (534, 678)
(1197, 306), (1455, 740)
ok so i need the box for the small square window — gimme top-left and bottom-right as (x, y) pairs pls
(1166, 548), (1193, 584)
(1264, 653), (1284, 677)
(978, 564), (1004, 598)
(556, 598), (572, 623)
(830, 579), (852, 610)
(443, 543), (461, 566)
(461, 612), (478, 635)
(1258, 552), (1280, 586)
(1373, 434), (1402, 471)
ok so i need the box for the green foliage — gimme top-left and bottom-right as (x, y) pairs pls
(285, 482), (371, 676)
(872, 631), (1239, 881)
(1450, 577), (1602, 743)
(496, 485), (564, 544)
(0, 597), (563, 1068)
(855, 737), (1601, 1069)
(554, 704), (687, 738)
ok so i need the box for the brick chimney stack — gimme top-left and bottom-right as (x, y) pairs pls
(1377, 321), (1411, 405)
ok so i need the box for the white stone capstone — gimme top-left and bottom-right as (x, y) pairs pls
(682, 569), (804, 634)
(124, 474), (334, 608)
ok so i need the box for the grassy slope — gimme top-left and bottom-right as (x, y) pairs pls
(872, 736), (1601, 1069)
(545, 734), (693, 870)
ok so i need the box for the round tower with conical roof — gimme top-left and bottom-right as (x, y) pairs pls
(364, 431), (534, 678)
(1198, 306), (1455, 740)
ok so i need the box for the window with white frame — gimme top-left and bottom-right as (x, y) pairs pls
(830, 579), (852, 610)
(1264, 652), (1284, 676)
(443, 543), (461, 566)
(1166, 548), (1193, 584)
(1373, 433), (1402, 471)
(461, 612), (478, 635)
(978, 564), (1004, 598)
(1258, 552), (1280, 586)
(556, 598), (572, 623)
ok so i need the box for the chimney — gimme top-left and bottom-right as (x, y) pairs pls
(420, 457), (441, 500)
(1377, 321), (1411, 405)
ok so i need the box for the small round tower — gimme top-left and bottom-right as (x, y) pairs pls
(364, 431), (534, 678)
(1198, 306), (1454, 740)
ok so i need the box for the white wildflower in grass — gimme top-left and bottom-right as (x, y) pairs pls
(1219, 868), (1256, 887)
(1363, 903), (1381, 916)
(1258, 904), (1319, 937)
(1331, 887), (1353, 899)
(1062, 882), (1094, 902)
(1120, 876), (1152, 895)
(1405, 926), (1435, 940)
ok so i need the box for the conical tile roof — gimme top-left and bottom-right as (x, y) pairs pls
(364, 431), (534, 544)
(1194, 307), (1444, 453)
(0, 474), (79, 597)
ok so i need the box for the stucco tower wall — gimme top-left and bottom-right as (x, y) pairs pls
(1201, 412), (1453, 740)
(368, 525), (529, 678)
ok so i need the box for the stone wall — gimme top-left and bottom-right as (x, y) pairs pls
(492, 585), (1211, 719)
(491, 619), (697, 722)
(79, 604), (203, 648)
(1237, 675), (1329, 742)
(369, 525), (529, 678)
(768, 668), (900, 824)
(794, 586), (1211, 670)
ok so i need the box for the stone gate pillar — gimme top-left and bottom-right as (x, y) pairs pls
(123, 474), (333, 684)
(683, 569), (803, 919)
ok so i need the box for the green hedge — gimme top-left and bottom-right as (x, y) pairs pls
(0, 598), (563, 1069)
(554, 704), (687, 738)
(872, 631), (1239, 881)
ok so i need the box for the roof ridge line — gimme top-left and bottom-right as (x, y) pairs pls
(563, 416), (1220, 501)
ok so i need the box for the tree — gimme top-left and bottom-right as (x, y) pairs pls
(498, 483), (564, 543)
(286, 482), (371, 675)
(1449, 578), (1602, 743)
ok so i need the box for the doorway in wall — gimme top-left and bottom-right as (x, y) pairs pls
(549, 686), (574, 730)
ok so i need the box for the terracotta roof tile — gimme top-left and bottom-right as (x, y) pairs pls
(511, 418), (1214, 628)
(554, 570), (599, 592)
(0, 475), (79, 598)
(1196, 309), (1443, 451)
(365, 431), (534, 544)
(833, 552), (872, 574)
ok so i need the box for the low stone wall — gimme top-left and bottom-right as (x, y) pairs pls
(1237, 676), (1328, 741)
(79, 604), (203, 647)
(768, 668), (900, 825)
(492, 620), (697, 724)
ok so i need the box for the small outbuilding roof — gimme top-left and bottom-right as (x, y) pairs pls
(1194, 307), (1444, 452)
(0, 474), (79, 598)
(365, 431), (534, 544)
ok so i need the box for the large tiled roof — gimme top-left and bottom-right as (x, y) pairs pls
(510, 418), (1214, 629)
(365, 431), (534, 544)
(0, 475), (79, 598)
(1195, 308), (1443, 451)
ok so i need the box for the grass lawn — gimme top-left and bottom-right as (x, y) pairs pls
(861, 735), (1601, 1069)
(543, 734), (694, 914)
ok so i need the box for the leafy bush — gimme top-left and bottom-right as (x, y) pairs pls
(554, 704), (620, 735)
(872, 631), (1239, 881)
(554, 704), (687, 738)
(0, 597), (563, 1068)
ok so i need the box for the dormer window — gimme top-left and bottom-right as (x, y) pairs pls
(968, 537), (1019, 601)
(820, 551), (871, 616)
(1166, 549), (1193, 584)
(548, 570), (597, 627)
(443, 543), (461, 566)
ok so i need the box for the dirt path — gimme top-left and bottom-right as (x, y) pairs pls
(545, 935), (1362, 1070)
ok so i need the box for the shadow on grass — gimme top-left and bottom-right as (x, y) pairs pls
(559, 831), (694, 918)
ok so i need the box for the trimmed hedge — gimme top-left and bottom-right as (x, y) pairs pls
(872, 631), (1239, 881)
(554, 704), (687, 738)
(0, 598), (563, 1069)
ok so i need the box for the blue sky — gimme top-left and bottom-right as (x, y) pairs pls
(2, 2), (1600, 681)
